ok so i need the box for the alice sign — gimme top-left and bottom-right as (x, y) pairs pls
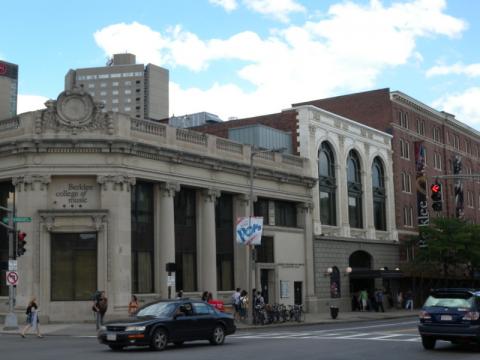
(236, 217), (264, 245)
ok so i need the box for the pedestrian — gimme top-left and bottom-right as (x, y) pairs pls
(21, 297), (43, 338)
(405, 290), (414, 310)
(92, 290), (108, 330)
(128, 294), (139, 316)
(201, 291), (209, 302)
(231, 287), (241, 320)
(176, 289), (183, 299)
(396, 291), (404, 309)
(359, 289), (368, 311)
(375, 289), (385, 312)
(239, 290), (248, 321)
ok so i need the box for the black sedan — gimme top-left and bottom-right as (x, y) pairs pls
(98, 299), (236, 351)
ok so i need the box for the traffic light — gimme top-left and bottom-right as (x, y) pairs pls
(17, 231), (27, 257)
(431, 181), (443, 212)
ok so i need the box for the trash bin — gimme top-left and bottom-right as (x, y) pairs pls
(330, 305), (339, 319)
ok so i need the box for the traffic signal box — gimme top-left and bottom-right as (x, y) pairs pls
(431, 182), (443, 212)
(17, 231), (27, 257)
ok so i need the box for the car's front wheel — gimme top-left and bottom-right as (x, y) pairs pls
(150, 328), (168, 351)
(210, 325), (225, 345)
(421, 336), (436, 350)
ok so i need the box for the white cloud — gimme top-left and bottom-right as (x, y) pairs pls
(93, 0), (467, 121)
(426, 62), (480, 77)
(432, 88), (480, 128)
(17, 94), (48, 114)
(242, 0), (306, 22)
(209, 0), (238, 12)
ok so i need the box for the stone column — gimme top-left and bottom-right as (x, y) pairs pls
(198, 188), (220, 298)
(154, 182), (179, 299)
(298, 201), (316, 312)
(97, 174), (135, 314)
(12, 175), (50, 309)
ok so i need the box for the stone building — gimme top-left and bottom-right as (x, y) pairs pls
(194, 105), (400, 312)
(0, 89), (315, 321)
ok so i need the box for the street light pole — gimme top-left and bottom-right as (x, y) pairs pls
(248, 146), (285, 323)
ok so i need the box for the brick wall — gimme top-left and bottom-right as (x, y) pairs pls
(192, 110), (300, 154)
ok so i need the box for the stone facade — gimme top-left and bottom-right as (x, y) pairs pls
(0, 89), (315, 321)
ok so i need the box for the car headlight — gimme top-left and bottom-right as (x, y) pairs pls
(125, 326), (146, 332)
(99, 326), (107, 331)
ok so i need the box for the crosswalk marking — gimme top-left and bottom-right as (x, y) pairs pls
(231, 330), (419, 343)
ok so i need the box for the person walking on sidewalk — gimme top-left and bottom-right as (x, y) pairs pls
(128, 295), (139, 316)
(405, 290), (414, 310)
(375, 289), (385, 312)
(21, 297), (43, 338)
(359, 289), (368, 311)
(92, 291), (108, 330)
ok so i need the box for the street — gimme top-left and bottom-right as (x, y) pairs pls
(2, 319), (479, 360)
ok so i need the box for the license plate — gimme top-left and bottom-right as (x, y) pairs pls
(107, 333), (117, 341)
(440, 315), (452, 321)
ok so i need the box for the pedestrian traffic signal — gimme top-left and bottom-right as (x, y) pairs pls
(431, 182), (443, 211)
(17, 231), (27, 257)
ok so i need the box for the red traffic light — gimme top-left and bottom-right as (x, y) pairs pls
(18, 231), (27, 241)
(431, 184), (441, 193)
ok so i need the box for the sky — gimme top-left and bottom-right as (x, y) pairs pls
(2, 0), (480, 128)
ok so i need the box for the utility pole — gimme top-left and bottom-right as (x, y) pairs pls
(0, 204), (18, 330)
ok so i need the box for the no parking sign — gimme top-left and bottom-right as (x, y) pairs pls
(6, 271), (18, 286)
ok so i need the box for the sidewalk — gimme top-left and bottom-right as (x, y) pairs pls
(1, 309), (418, 337)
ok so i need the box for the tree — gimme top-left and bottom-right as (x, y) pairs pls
(413, 217), (478, 285)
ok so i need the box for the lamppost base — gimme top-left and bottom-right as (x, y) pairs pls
(3, 312), (19, 330)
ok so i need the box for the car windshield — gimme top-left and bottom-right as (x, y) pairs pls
(424, 294), (474, 309)
(137, 302), (176, 317)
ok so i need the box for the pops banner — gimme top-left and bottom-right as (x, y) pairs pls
(236, 217), (264, 245)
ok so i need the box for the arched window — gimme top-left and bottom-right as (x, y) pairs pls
(372, 157), (386, 231)
(318, 142), (336, 226)
(347, 150), (363, 228)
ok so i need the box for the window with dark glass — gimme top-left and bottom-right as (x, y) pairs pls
(254, 198), (269, 220)
(174, 188), (197, 292)
(131, 182), (154, 293)
(256, 236), (274, 263)
(347, 150), (363, 228)
(274, 200), (297, 227)
(216, 194), (234, 291)
(51, 233), (97, 301)
(318, 142), (336, 226)
(372, 157), (386, 231)
(0, 182), (14, 297)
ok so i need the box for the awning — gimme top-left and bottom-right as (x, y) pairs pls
(349, 269), (404, 279)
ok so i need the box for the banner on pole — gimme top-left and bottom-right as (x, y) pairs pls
(236, 217), (264, 245)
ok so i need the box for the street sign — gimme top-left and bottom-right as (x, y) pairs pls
(8, 260), (17, 271)
(13, 217), (32, 223)
(6, 271), (18, 286)
(2, 216), (32, 223)
(167, 274), (176, 287)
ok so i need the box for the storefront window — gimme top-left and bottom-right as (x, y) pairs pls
(174, 188), (197, 292)
(275, 200), (297, 227)
(372, 157), (387, 231)
(131, 182), (154, 293)
(51, 233), (97, 301)
(216, 194), (234, 291)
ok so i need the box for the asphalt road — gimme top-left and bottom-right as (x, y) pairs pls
(2, 319), (479, 360)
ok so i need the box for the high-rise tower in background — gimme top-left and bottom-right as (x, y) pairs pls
(65, 53), (169, 121)
(0, 60), (18, 120)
